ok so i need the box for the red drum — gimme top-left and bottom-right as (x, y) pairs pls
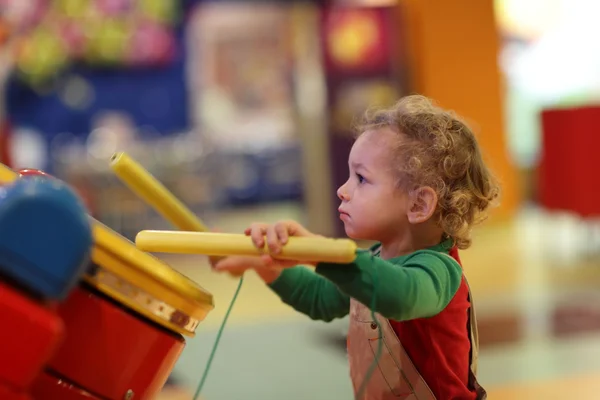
(31, 224), (214, 400)
(0, 281), (64, 392)
(32, 285), (185, 400)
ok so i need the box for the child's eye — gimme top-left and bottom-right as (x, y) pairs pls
(356, 173), (365, 183)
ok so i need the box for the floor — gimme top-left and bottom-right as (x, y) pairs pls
(154, 202), (600, 399)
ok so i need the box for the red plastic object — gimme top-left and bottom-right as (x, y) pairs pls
(17, 169), (53, 178)
(31, 372), (100, 400)
(16, 168), (96, 215)
(0, 383), (31, 400)
(539, 106), (600, 216)
(0, 281), (64, 390)
(38, 285), (185, 400)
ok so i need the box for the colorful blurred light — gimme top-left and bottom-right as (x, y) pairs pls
(4, 0), (179, 85)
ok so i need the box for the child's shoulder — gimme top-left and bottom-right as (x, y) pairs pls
(371, 240), (461, 269)
(406, 248), (460, 268)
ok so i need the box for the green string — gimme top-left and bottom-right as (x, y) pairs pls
(354, 252), (383, 400)
(193, 275), (245, 400)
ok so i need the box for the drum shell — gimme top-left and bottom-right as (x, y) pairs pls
(35, 285), (185, 400)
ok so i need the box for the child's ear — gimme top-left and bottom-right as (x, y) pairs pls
(407, 186), (438, 224)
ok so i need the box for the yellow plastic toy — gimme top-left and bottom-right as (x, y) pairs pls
(136, 230), (358, 263)
(110, 152), (209, 232)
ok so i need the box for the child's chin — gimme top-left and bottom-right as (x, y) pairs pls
(344, 227), (366, 240)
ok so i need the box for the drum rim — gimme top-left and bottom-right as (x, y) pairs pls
(83, 264), (205, 336)
(92, 222), (213, 306)
(88, 224), (214, 337)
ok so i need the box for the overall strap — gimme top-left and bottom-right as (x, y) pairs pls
(444, 250), (487, 399)
(440, 250), (478, 375)
(464, 278), (479, 375)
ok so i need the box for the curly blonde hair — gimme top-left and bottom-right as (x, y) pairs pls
(356, 95), (500, 249)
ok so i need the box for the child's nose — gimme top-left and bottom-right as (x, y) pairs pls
(337, 183), (349, 201)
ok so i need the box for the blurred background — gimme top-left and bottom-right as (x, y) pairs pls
(2, 0), (600, 399)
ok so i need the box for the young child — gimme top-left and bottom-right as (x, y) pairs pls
(213, 95), (499, 400)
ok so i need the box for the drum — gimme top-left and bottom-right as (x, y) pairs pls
(0, 163), (214, 399)
(32, 222), (214, 400)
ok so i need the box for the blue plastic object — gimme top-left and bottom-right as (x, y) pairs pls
(0, 176), (93, 300)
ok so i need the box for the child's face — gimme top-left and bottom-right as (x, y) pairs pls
(337, 128), (410, 242)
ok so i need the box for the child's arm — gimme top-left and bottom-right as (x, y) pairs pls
(213, 221), (460, 322)
(266, 266), (350, 322)
(212, 255), (350, 322)
(315, 250), (463, 321)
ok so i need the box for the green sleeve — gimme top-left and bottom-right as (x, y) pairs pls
(268, 266), (350, 322)
(315, 250), (463, 321)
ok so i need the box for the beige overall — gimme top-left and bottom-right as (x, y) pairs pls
(346, 252), (487, 400)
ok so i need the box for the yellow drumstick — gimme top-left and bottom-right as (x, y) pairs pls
(136, 230), (358, 264)
(110, 152), (208, 232)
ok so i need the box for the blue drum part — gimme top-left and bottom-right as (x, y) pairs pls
(0, 176), (93, 300)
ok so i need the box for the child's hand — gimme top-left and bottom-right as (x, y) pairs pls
(245, 220), (319, 255)
(212, 255), (283, 283)
(208, 226), (284, 281)
(212, 220), (319, 282)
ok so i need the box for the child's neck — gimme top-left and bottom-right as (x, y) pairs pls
(378, 226), (444, 260)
